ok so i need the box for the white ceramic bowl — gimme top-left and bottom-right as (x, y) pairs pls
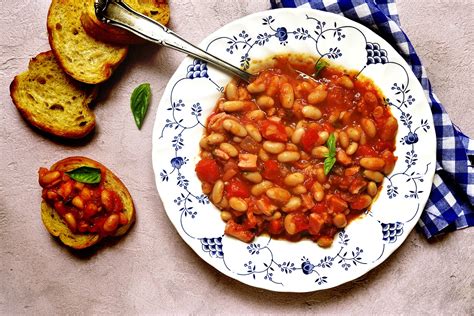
(152, 8), (436, 292)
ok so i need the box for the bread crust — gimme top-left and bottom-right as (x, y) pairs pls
(82, 0), (170, 45)
(41, 157), (135, 249)
(10, 51), (97, 139)
(47, 0), (128, 84)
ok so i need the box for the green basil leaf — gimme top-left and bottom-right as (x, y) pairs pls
(314, 59), (328, 77)
(327, 133), (336, 156)
(66, 166), (101, 184)
(324, 157), (336, 175)
(323, 133), (337, 175)
(131, 83), (151, 129)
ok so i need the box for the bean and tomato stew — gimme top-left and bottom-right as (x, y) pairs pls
(38, 168), (129, 236)
(195, 55), (398, 248)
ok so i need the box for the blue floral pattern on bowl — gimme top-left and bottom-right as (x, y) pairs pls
(152, 9), (436, 292)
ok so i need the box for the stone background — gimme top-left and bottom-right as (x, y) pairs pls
(0, 0), (472, 314)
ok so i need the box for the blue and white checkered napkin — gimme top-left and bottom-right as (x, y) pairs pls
(271, 0), (474, 239)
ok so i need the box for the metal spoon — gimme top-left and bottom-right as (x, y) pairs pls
(94, 0), (254, 82)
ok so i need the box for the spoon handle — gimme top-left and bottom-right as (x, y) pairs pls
(97, 0), (253, 82)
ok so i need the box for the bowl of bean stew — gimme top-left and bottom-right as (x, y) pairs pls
(153, 8), (436, 292)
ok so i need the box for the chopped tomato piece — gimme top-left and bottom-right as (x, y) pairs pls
(195, 159), (220, 184)
(225, 178), (250, 198)
(311, 202), (327, 214)
(374, 139), (393, 152)
(356, 145), (377, 157)
(225, 220), (255, 242)
(222, 161), (239, 181)
(260, 119), (288, 142)
(327, 195), (348, 213)
(262, 160), (281, 181)
(268, 219), (283, 235)
(326, 86), (345, 108)
(308, 213), (324, 235)
(300, 125), (320, 152)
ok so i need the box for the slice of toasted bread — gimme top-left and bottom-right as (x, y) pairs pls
(41, 157), (135, 249)
(82, 0), (170, 45)
(10, 51), (96, 139)
(47, 0), (128, 84)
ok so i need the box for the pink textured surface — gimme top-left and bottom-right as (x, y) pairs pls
(0, 0), (472, 314)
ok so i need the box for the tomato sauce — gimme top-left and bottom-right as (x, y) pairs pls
(196, 54), (398, 247)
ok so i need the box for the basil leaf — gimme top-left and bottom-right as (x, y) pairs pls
(324, 157), (336, 175)
(323, 133), (337, 175)
(66, 167), (101, 184)
(131, 83), (151, 129)
(314, 59), (328, 78)
(327, 133), (336, 155)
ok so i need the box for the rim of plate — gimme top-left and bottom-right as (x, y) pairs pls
(152, 8), (436, 292)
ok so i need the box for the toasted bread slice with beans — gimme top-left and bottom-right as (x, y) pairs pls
(39, 157), (135, 249)
(47, 0), (128, 84)
(81, 0), (170, 45)
(10, 51), (96, 139)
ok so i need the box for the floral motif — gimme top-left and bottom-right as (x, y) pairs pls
(275, 27), (288, 44)
(170, 156), (186, 169)
(301, 259), (315, 275)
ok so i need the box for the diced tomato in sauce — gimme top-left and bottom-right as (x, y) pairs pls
(259, 120), (288, 142)
(300, 125), (320, 152)
(225, 178), (250, 198)
(195, 158), (220, 184)
(262, 160), (281, 181)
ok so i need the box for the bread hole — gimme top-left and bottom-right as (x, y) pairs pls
(55, 23), (62, 31)
(50, 104), (64, 111)
(75, 115), (85, 122)
(37, 77), (46, 84)
(71, 96), (77, 101)
(79, 121), (87, 127)
(150, 10), (159, 15)
(72, 28), (79, 35)
(27, 93), (36, 102)
(46, 74), (53, 79)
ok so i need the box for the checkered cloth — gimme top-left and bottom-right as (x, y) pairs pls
(271, 0), (474, 239)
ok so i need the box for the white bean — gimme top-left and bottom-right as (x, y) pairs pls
(245, 124), (262, 142)
(277, 151), (301, 162)
(312, 146), (329, 159)
(219, 143), (238, 157)
(282, 196), (302, 212)
(280, 83), (295, 109)
(302, 106), (322, 120)
(263, 141), (286, 154)
(242, 172), (263, 183)
(211, 180), (224, 203)
(345, 142), (358, 155)
(229, 197), (248, 212)
(251, 181), (273, 196)
(291, 127), (305, 144)
(284, 173), (305, 186)
(223, 119), (247, 137)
